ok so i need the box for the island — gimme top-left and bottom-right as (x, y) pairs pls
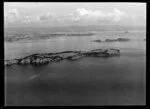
(5, 48), (120, 66)
(105, 38), (130, 42)
(93, 38), (130, 43)
(93, 39), (102, 42)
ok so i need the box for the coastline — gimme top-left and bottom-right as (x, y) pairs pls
(5, 48), (120, 66)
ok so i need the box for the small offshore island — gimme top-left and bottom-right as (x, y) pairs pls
(93, 38), (130, 43)
(5, 48), (120, 66)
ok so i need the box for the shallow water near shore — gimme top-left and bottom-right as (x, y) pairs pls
(5, 30), (146, 105)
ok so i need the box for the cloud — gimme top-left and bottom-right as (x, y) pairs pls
(109, 8), (125, 21)
(75, 8), (125, 22)
(38, 12), (53, 21)
(69, 13), (74, 16)
(21, 16), (32, 24)
(4, 8), (20, 23)
(7, 8), (19, 17)
(130, 14), (146, 26)
(5, 8), (33, 24)
(77, 8), (103, 18)
(4, 7), (126, 26)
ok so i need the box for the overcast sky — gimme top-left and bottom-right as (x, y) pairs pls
(4, 2), (146, 27)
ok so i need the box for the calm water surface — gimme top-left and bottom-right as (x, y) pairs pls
(5, 31), (146, 105)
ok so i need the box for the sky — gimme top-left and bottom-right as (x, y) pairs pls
(4, 2), (146, 27)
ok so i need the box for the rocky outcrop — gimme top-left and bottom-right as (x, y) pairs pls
(67, 54), (83, 60)
(93, 40), (101, 42)
(5, 59), (19, 66)
(105, 38), (130, 42)
(5, 49), (120, 66)
(85, 49), (120, 57)
(93, 38), (130, 43)
(105, 39), (117, 42)
(117, 38), (130, 41)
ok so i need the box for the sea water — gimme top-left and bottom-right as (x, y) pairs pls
(5, 30), (146, 105)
